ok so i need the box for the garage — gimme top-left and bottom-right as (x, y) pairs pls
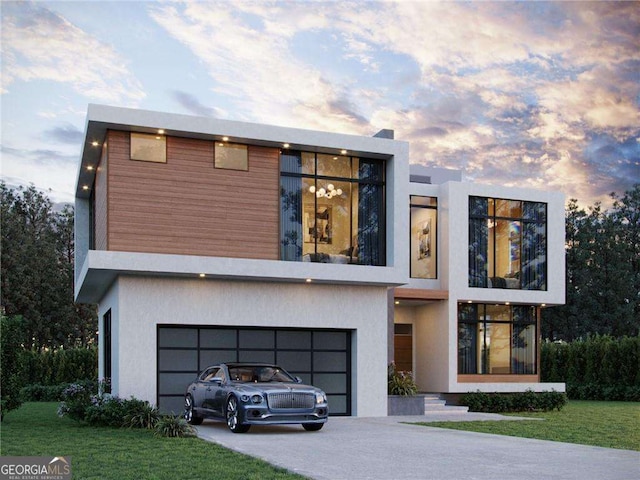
(157, 325), (352, 415)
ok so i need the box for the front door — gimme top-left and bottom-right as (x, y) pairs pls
(394, 324), (413, 372)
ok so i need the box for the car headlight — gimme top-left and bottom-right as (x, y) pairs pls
(251, 394), (263, 404)
(240, 394), (250, 402)
(315, 392), (327, 404)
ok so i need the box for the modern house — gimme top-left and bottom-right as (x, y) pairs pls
(74, 104), (565, 417)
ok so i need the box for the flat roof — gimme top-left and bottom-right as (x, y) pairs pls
(75, 104), (408, 199)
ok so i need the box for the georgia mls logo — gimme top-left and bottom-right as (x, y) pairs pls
(0, 456), (72, 480)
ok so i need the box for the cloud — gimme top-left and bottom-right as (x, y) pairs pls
(1, 1), (145, 104)
(44, 124), (84, 144)
(171, 90), (227, 118)
(148, 1), (369, 133)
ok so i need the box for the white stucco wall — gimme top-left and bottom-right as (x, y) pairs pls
(101, 276), (389, 417)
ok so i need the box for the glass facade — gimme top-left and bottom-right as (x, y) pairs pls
(469, 197), (547, 289)
(280, 151), (385, 265)
(458, 304), (537, 375)
(410, 196), (437, 279)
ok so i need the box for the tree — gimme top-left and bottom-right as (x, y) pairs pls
(0, 315), (25, 419)
(0, 183), (96, 349)
(542, 184), (640, 341)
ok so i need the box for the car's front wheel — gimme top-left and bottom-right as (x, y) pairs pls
(226, 396), (250, 433)
(302, 423), (324, 431)
(184, 395), (203, 425)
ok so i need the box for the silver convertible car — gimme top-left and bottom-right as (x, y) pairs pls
(184, 363), (329, 433)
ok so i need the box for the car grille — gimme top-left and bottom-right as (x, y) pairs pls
(267, 392), (315, 409)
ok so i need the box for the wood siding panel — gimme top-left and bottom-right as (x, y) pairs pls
(94, 142), (108, 250)
(457, 374), (540, 383)
(105, 131), (280, 259)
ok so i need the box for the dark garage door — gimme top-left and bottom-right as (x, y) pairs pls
(157, 325), (352, 415)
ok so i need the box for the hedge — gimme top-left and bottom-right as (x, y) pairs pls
(460, 390), (567, 413)
(541, 335), (640, 401)
(21, 347), (98, 386)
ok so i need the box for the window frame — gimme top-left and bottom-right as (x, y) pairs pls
(279, 151), (386, 266)
(468, 196), (547, 290)
(410, 195), (438, 279)
(214, 142), (249, 171)
(103, 309), (112, 392)
(457, 304), (538, 375)
(130, 132), (167, 163)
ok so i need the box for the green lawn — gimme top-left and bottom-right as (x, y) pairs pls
(1, 402), (306, 480)
(416, 400), (640, 451)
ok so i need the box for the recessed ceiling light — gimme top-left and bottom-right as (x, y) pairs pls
(283, 143), (290, 148)
(340, 149), (347, 155)
(91, 141), (99, 147)
(394, 301), (400, 305)
(199, 273), (206, 278)
(222, 136), (229, 141)
(87, 166), (94, 171)
(158, 129), (165, 134)
(305, 278), (312, 283)
(82, 185), (89, 190)
(467, 300), (473, 304)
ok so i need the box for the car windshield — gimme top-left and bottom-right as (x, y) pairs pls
(228, 365), (296, 383)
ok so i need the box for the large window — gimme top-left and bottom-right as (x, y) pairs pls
(410, 196), (437, 279)
(458, 304), (537, 375)
(280, 151), (385, 265)
(469, 197), (547, 290)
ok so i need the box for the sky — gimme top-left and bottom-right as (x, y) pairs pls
(1, 0), (639, 208)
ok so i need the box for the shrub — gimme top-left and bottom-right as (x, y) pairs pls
(123, 400), (161, 430)
(85, 396), (128, 427)
(57, 380), (99, 422)
(21, 383), (69, 402)
(387, 363), (418, 396)
(460, 390), (567, 413)
(155, 415), (197, 438)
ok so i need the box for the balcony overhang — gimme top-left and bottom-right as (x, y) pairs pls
(75, 250), (408, 304)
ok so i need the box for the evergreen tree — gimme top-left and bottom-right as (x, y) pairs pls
(543, 184), (640, 340)
(1, 183), (96, 349)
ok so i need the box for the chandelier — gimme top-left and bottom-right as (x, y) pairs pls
(309, 184), (343, 199)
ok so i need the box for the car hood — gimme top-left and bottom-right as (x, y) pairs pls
(232, 382), (322, 394)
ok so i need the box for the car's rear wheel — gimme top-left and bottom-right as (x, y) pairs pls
(184, 395), (203, 425)
(226, 396), (250, 433)
(302, 423), (324, 431)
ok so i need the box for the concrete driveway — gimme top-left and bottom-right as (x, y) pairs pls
(196, 414), (640, 480)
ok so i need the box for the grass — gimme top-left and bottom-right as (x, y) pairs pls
(415, 400), (640, 451)
(0, 402), (306, 480)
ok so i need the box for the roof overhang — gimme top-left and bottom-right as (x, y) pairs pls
(75, 104), (407, 199)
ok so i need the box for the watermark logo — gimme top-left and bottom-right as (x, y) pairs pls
(0, 456), (72, 480)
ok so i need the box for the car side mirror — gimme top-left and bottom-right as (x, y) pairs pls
(210, 378), (223, 385)
(294, 376), (303, 384)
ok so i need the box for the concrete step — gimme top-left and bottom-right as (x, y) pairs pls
(421, 393), (469, 413)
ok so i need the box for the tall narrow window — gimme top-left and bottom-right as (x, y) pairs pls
(458, 304), (537, 375)
(410, 196), (437, 278)
(469, 197), (546, 290)
(103, 310), (112, 393)
(279, 151), (385, 265)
